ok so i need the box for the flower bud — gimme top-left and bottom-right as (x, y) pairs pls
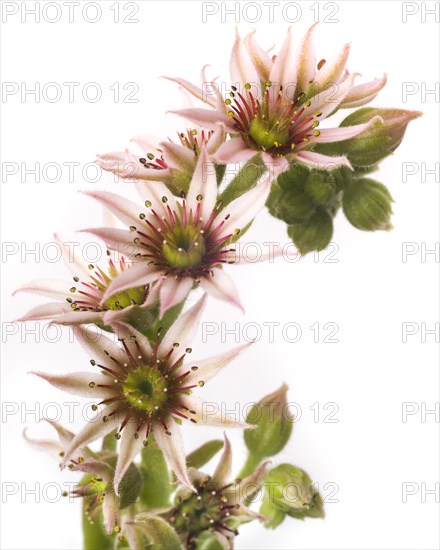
(264, 464), (324, 519)
(267, 182), (316, 224)
(304, 170), (337, 205)
(244, 384), (293, 461)
(342, 178), (393, 231)
(315, 108), (421, 167)
(287, 208), (333, 255)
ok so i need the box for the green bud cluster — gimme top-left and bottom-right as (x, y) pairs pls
(267, 163), (340, 255)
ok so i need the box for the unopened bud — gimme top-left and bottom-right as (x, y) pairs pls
(288, 208), (333, 255)
(264, 464), (324, 519)
(342, 178), (393, 231)
(244, 384), (293, 460)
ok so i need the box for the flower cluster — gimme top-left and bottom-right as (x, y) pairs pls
(14, 24), (417, 550)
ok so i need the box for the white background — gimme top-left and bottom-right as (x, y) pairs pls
(1, 1), (439, 549)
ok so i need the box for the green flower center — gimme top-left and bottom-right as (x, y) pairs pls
(123, 367), (168, 414)
(162, 226), (206, 269)
(249, 117), (290, 150)
(103, 286), (146, 311)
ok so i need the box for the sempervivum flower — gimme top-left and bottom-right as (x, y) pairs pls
(24, 420), (138, 533)
(13, 235), (157, 327)
(162, 434), (268, 549)
(83, 148), (271, 317)
(96, 125), (225, 195)
(167, 25), (387, 172)
(31, 295), (253, 493)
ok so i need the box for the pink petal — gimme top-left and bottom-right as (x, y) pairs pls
(81, 190), (140, 228)
(54, 233), (92, 280)
(23, 429), (63, 459)
(45, 419), (76, 448)
(186, 147), (218, 221)
(213, 139), (257, 165)
(31, 371), (113, 398)
(60, 407), (119, 468)
(230, 28), (260, 86)
(181, 396), (251, 429)
(114, 421), (145, 495)
(299, 72), (356, 121)
(159, 140), (195, 172)
(244, 30), (272, 81)
(159, 276), (193, 318)
(269, 27), (295, 93)
(187, 341), (252, 385)
(138, 180), (178, 219)
(235, 461), (270, 504)
(219, 174), (271, 237)
(50, 310), (105, 326)
(169, 108), (234, 132)
(104, 312), (153, 357)
(157, 294), (207, 358)
(295, 23), (318, 93)
(101, 262), (160, 303)
(312, 115), (383, 143)
(295, 150), (352, 170)
(153, 418), (195, 492)
(162, 76), (217, 108)
(200, 268), (243, 312)
(15, 302), (68, 322)
(206, 124), (226, 155)
(96, 150), (147, 180)
(103, 492), (120, 534)
(341, 73), (387, 106)
(71, 324), (127, 368)
(313, 43), (350, 91)
(80, 227), (135, 255)
(13, 279), (69, 301)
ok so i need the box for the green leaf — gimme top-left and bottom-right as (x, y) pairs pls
(139, 439), (173, 508)
(219, 154), (266, 207)
(82, 501), (114, 550)
(186, 440), (224, 469)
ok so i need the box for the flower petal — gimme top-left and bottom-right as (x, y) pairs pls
(162, 76), (217, 108)
(340, 73), (387, 106)
(114, 420), (145, 495)
(153, 418), (195, 491)
(81, 227), (135, 255)
(269, 27), (295, 92)
(138, 180), (178, 219)
(23, 428), (63, 459)
(312, 115), (383, 143)
(101, 262), (161, 303)
(159, 140), (195, 172)
(54, 233), (92, 280)
(230, 28), (260, 86)
(103, 492), (121, 534)
(213, 139), (257, 165)
(181, 396), (251, 429)
(45, 419), (76, 448)
(50, 310), (105, 326)
(31, 371), (114, 398)
(200, 268), (243, 312)
(233, 461), (271, 504)
(81, 190), (140, 228)
(219, 174), (271, 237)
(187, 341), (252, 386)
(14, 302), (68, 322)
(313, 43), (350, 92)
(169, 109), (234, 132)
(159, 276), (193, 318)
(13, 279), (69, 301)
(295, 23), (318, 93)
(212, 433), (232, 484)
(104, 312), (153, 357)
(244, 30), (272, 81)
(157, 294), (207, 357)
(186, 147), (218, 221)
(295, 150), (352, 170)
(71, 324), (127, 368)
(60, 407), (119, 468)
